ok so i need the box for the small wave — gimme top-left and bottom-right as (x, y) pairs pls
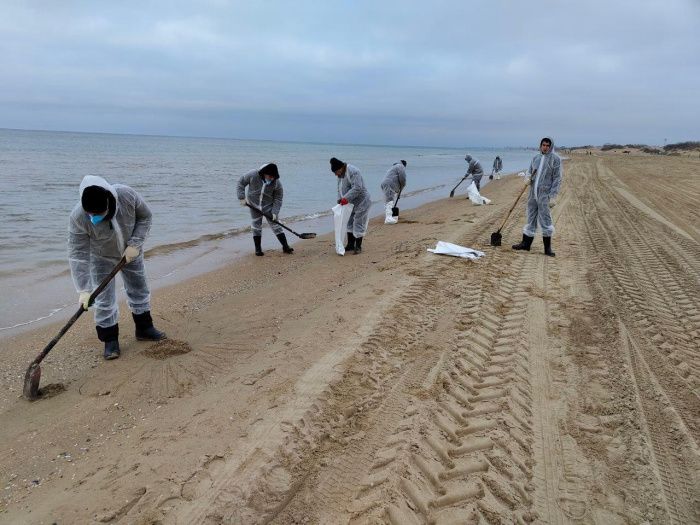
(0, 304), (72, 332)
(144, 225), (252, 257)
(142, 183), (450, 258)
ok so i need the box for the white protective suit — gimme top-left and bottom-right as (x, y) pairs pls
(338, 164), (372, 238)
(465, 155), (485, 190)
(523, 143), (562, 237)
(237, 165), (284, 236)
(68, 176), (152, 328)
(380, 162), (406, 224)
(492, 157), (503, 179)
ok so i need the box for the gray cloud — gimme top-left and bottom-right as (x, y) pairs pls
(1, 0), (698, 146)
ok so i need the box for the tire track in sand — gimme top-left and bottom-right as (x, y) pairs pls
(353, 252), (536, 525)
(619, 322), (700, 524)
(249, 208), (538, 523)
(570, 159), (700, 523)
(575, 163), (700, 435)
(262, 217), (540, 524)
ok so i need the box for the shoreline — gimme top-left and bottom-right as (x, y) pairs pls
(0, 175), (513, 339)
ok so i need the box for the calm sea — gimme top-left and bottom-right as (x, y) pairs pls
(0, 128), (533, 335)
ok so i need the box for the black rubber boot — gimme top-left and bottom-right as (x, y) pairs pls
(96, 324), (120, 360)
(543, 236), (556, 257)
(345, 232), (356, 252)
(133, 311), (167, 341)
(354, 236), (363, 254)
(276, 233), (294, 254)
(253, 235), (264, 256)
(512, 234), (534, 251)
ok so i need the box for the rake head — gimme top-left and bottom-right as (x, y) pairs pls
(299, 233), (316, 239)
(490, 231), (502, 247)
(23, 363), (41, 401)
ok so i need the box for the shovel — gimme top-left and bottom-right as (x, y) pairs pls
(391, 188), (403, 217)
(23, 257), (127, 400)
(449, 175), (471, 198)
(245, 203), (316, 239)
(490, 184), (528, 247)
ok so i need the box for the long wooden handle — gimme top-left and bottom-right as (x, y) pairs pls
(245, 202), (301, 237)
(393, 188), (403, 207)
(88, 257), (127, 308)
(497, 184), (528, 233)
(452, 174), (469, 191)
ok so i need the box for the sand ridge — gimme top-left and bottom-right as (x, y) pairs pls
(0, 151), (699, 523)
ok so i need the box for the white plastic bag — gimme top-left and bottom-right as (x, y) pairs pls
(428, 241), (485, 260)
(466, 181), (491, 205)
(384, 202), (398, 224)
(333, 202), (354, 255)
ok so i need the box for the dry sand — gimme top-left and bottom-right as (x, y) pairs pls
(1, 152), (699, 524)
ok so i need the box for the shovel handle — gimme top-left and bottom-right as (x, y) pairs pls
(449, 175), (471, 195)
(497, 184), (528, 233)
(30, 257), (127, 367)
(245, 202), (302, 238)
(393, 187), (403, 207)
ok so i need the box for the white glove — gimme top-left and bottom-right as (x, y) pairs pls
(549, 197), (557, 208)
(79, 292), (91, 311)
(239, 199), (247, 207)
(272, 213), (278, 221)
(524, 175), (531, 186)
(123, 245), (140, 263)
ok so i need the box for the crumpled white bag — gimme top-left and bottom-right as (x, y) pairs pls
(466, 181), (491, 205)
(428, 241), (485, 260)
(384, 202), (398, 224)
(332, 202), (354, 255)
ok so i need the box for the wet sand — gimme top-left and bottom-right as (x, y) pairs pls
(1, 152), (699, 523)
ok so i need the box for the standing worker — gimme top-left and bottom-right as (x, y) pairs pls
(380, 160), (407, 224)
(512, 137), (562, 257)
(69, 175), (166, 360)
(237, 163), (293, 256)
(491, 156), (503, 180)
(464, 154), (485, 191)
(330, 157), (372, 254)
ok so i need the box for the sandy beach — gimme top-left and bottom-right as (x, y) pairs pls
(1, 152), (699, 523)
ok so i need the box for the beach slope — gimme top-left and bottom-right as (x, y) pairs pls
(1, 152), (699, 524)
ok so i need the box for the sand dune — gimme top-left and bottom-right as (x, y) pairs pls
(1, 152), (699, 524)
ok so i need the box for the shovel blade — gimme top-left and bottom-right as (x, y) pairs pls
(392, 207), (399, 217)
(299, 233), (316, 239)
(490, 231), (502, 247)
(23, 363), (41, 401)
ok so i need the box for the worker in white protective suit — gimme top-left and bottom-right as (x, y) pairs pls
(330, 157), (372, 254)
(512, 137), (562, 256)
(237, 163), (293, 256)
(68, 176), (166, 360)
(380, 160), (406, 224)
(464, 154), (485, 191)
(491, 156), (503, 180)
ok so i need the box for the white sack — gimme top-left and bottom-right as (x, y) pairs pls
(428, 241), (485, 260)
(332, 202), (354, 255)
(384, 202), (398, 224)
(466, 181), (491, 205)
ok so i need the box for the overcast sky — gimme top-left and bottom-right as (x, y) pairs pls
(1, 0), (698, 147)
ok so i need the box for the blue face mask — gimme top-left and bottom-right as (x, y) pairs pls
(263, 179), (273, 186)
(89, 213), (106, 225)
